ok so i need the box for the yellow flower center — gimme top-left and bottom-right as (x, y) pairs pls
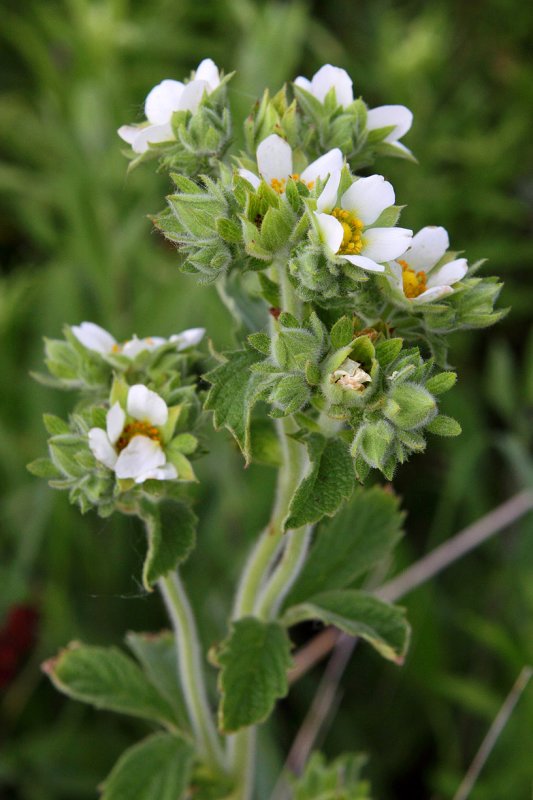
(116, 421), (160, 452)
(269, 174), (315, 194)
(399, 259), (427, 299)
(332, 208), (364, 255)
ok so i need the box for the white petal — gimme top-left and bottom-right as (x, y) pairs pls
(256, 134), (293, 183)
(106, 402), (126, 445)
(179, 79), (210, 113)
(366, 105), (413, 142)
(311, 64), (353, 107)
(341, 175), (395, 225)
(362, 227), (413, 262)
(170, 327), (206, 350)
(134, 462), (178, 484)
(131, 123), (174, 154)
(426, 258), (468, 289)
(194, 58), (220, 90)
(300, 148), (343, 185)
(293, 76), (312, 92)
(114, 436), (166, 480)
(316, 171), (341, 213)
(71, 322), (116, 354)
(88, 428), (117, 469)
(238, 168), (261, 189)
(117, 125), (139, 145)
(314, 212), (343, 255)
(387, 260), (404, 290)
(412, 285), (454, 304)
(403, 226), (449, 272)
(122, 336), (167, 358)
(127, 385), (168, 426)
(144, 79), (184, 124)
(340, 254), (385, 272)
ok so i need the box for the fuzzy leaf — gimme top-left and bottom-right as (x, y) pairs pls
(142, 501), (197, 591)
(285, 434), (355, 530)
(426, 415), (462, 436)
(285, 487), (404, 606)
(282, 590), (410, 663)
(216, 617), (292, 732)
(27, 457), (61, 479)
(101, 733), (194, 800)
(425, 371), (457, 395)
(329, 316), (354, 349)
(43, 643), (178, 726)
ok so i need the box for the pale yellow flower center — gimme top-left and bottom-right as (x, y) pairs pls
(116, 421), (160, 452)
(399, 259), (427, 299)
(332, 208), (364, 255)
(270, 174), (315, 194)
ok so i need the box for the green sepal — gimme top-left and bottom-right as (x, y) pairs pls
(426, 414), (462, 436)
(330, 316), (355, 349)
(425, 371), (457, 395)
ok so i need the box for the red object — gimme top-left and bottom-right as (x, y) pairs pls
(0, 604), (39, 689)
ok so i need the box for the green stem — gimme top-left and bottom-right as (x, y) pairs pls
(158, 572), (226, 770)
(255, 523), (313, 620)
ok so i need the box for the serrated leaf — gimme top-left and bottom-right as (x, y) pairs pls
(284, 434), (355, 530)
(43, 643), (178, 727)
(216, 617), (292, 732)
(141, 501), (197, 591)
(204, 348), (272, 463)
(282, 590), (410, 663)
(426, 415), (462, 436)
(101, 733), (194, 800)
(285, 487), (404, 606)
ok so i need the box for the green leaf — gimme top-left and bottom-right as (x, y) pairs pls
(204, 348), (272, 463)
(43, 413), (70, 436)
(282, 590), (410, 663)
(27, 457), (61, 479)
(285, 434), (355, 530)
(291, 752), (370, 800)
(426, 414), (462, 436)
(285, 487), (404, 606)
(101, 733), (194, 800)
(329, 316), (354, 349)
(142, 501), (197, 591)
(216, 217), (242, 243)
(375, 338), (404, 368)
(126, 631), (188, 730)
(43, 643), (178, 727)
(425, 371), (457, 395)
(250, 419), (282, 467)
(216, 617), (292, 732)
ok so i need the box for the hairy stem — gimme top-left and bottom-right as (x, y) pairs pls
(158, 572), (226, 770)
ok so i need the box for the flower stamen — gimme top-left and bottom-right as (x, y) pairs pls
(332, 208), (364, 255)
(399, 259), (427, 298)
(116, 421), (161, 452)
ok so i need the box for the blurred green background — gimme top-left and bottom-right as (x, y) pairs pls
(1, 0), (532, 797)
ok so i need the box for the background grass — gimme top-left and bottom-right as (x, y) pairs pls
(0, 0), (532, 797)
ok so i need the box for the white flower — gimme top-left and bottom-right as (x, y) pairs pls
(386, 226), (468, 304)
(118, 59), (221, 154)
(314, 171), (412, 272)
(238, 133), (343, 194)
(331, 358), (371, 391)
(367, 105), (413, 156)
(72, 322), (205, 357)
(88, 385), (178, 483)
(294, 64), (353, 108)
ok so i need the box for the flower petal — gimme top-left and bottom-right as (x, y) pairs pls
(71, 322), (116, 354)
(412, 285), (455, 304)
(130, 123), (174, 154)
(300, 148), (343, 185)
(145, 79), (184, 124)
(311, 64), (353, 107)
(403, 226), (449, 272)
(366, 105), (413, 142)
(106, 402), (126, 445)
(194, 58), (220, 90)
(256, 134), (293, 183)
(387, 260), (404, 290)
(362, 227), (413, 263)
(117, 125), (139, 145)
(127, 385), (168, 426)
(134, 462), (178, 484)
(238, 168), (261, 189)
(122, 336), (168, 358)
(114, 436), (166, 480)
(340, 254), (385, 272)
(426, 258), (468, 289)
(316, 171), (341, 213)
(314, 212), (343, 255)
(294, 75), (312, 92)
(341, 175), (395, 225)
(179, 79), (210, 113)
(170, 328), (206, 350)
(88, 428), (117, 469)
